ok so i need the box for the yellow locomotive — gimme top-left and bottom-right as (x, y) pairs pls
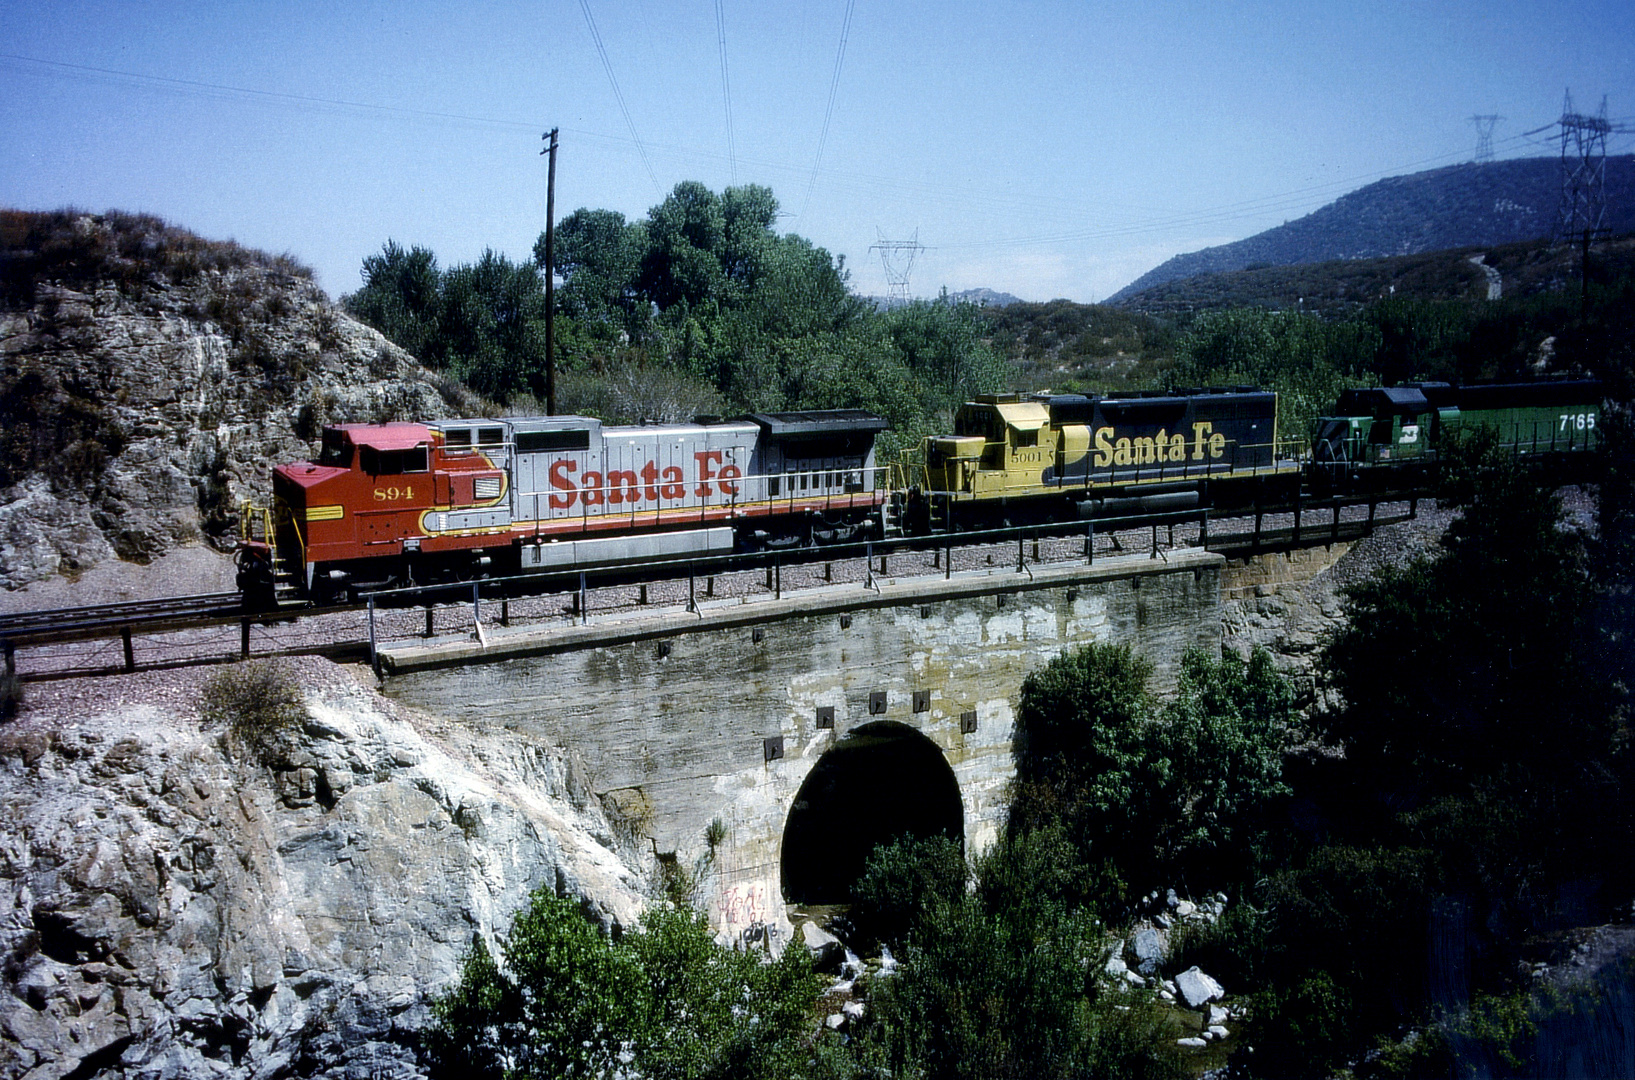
(911, 389), (1298, 529)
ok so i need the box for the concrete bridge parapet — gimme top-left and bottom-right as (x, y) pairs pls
(380, 549), (1224, 944)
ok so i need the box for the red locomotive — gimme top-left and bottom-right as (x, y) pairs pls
(237, 410), (889, 604)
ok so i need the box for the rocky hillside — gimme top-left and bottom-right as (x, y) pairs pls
(0, 657), (648, 1079)
(1110, 155), (1635, 302)
(0, 210), (485, 591)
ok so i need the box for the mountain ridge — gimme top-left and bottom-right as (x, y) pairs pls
(1109, 155), (1635, 303)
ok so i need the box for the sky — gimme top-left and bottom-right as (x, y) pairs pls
(3, 1), (1634, 304)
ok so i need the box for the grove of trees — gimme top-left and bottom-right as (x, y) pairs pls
(344, 181), (1009, 454)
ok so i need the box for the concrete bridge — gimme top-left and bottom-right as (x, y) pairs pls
(378, 548), (1225, 944)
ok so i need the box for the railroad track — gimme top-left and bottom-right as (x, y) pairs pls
(2, 493), (1424, 678)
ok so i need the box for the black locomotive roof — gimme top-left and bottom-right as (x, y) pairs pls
(743, 410), (889, 438)
(1334, 387), (1431, 416)
(1338, 380), (1604, 417)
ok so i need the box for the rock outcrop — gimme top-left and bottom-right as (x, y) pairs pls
(0, 210), (485, 590)
(0, 658), (648, 1078)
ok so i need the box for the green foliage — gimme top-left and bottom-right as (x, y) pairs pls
(842, 832), (1186, 1080)
(850, 834), (967, 953)
(348, 182), (1007, 438)
(429, 890), (817, 1080)
(200, 660), (308, 761)
(346, 240), (443, 361)
(1321, 428), (1609, 796)
(1168, 307), (1378, 441)
(1010, 642), (1293, 903)
(1156, 649), (1295, 885)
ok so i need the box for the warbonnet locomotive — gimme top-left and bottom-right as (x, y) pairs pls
(238, 380), (1603, 605)
(239, 409), (888, 604)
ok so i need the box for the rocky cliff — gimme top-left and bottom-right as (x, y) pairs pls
(0, 657), (648, 1079)
(0, 210), (485, 591)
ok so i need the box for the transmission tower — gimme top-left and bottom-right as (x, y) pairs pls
(1555, 90), (1610, 248)
(1469, 114), (1501, 162)
(870, 229), (924, 305)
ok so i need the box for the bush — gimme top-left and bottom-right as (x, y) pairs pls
(850, 834), (967, 953)
(429, 889), (818, 1079)
(200, 660), (307, 759)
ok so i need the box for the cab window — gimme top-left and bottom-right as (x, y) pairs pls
(360, 446), (429, 475)
(319, 430), (351, 467)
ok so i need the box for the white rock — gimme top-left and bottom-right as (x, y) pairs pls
(1176, 966), (1225, 1007)
(1124, 970), (1146, 988)
(1175, 899), (1197, 917)
(1209, 1024), (1230, 1039)
(825, 1013), (846, 1030)
(1177, 1037), (1208, 1048)
(1209, 1004), (1229, 1025)
(1105, 953), (1129, 978)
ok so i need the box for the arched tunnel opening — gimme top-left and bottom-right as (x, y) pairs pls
(780, 722), (965, 905)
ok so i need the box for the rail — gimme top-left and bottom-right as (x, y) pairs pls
(3, 489), (1423, 682)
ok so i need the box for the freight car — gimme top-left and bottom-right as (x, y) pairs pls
(237, 409), (889, 604)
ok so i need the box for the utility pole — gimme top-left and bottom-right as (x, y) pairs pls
(540, 127), (559, 414)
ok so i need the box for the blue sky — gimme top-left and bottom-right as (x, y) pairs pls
(3, 1), (1633, 302)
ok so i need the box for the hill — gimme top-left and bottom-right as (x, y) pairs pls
(1113, 233), (1635, 317)
(1109, 155), (1635, 302)
(0, 209), (483, 591)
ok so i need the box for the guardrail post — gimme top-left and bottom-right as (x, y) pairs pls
(1200, 508), (1209, 548)
(241, 619), (251, 659)
(1086, 518), (1095, 565)
(775, 556), (782, 600)
(639, 583), (648, 605)
(1292, 488), (1302, 545)
(688, 571), (697, 613)
(472, 582), (481, 625)
(1331, 502), (1341, 546)
(425, 603), (434, 638)
(578, 572), (588, 624)
(1367, 498), (1376, 533)
(865, 541), (875, 590)
(1151, 524), (1159, 559)
(367, 596), (378, 678)
(501, 600), (509, 626)
(121, 626), (134, 673)
(4, 640), (14, 679)
(1017, 533), (1026, 572)
(1409, 494), (1419, 519)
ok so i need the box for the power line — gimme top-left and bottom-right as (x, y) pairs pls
(576, 0), (662, 196)
(799, 0), (856, 222)
(715, 0), (737, 183)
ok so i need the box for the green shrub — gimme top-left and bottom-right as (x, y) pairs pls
(200, 660), (307, 759)
(428, 889), (817, 1079)
(850, 834), (967, 952)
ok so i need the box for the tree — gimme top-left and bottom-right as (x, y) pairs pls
(1157, 648), (1294, 887)
(1320, 428), (1609, 795)
(541, 208), (649, 339)
(428, 888), (817, 1079)
(344, 240), (443, 362)
(428, 891), (643, 1078)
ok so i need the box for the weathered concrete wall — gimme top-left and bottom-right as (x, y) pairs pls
(381, 549), (1223, 942)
